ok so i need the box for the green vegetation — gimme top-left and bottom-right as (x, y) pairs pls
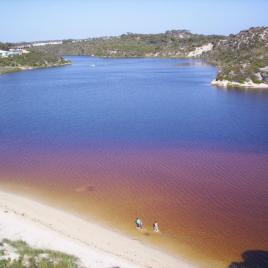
(31, 31), (223, 58)
(31, 27), (268, 87)
(0, 239), (78, 268)
(2, 27), (268, 87)
(205, 27), (268, 85)
(0, 51), (70, 74)
(0, 51), (67, 67)
(0, 43), (10, 51)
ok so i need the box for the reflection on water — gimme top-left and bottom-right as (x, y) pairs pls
(0, 57), (268, 267)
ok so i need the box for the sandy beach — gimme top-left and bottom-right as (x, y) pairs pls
(0, 190), (196, 268)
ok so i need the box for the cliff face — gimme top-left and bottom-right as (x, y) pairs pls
(206, 27), (268, 87)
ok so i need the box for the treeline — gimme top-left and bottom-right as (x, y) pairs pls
(31, 30), (224, 58)
(0, 42), (10, 50)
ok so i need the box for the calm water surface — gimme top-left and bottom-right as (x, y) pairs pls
(0, 57), (268, 267)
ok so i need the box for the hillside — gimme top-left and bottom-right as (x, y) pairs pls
(0, 50), (70, 74)
(0, 42), (10, 51)
(2, 27), (268, 89)
(31, 30), (223, 58)
(30, 27), (268, 89)
(206, 27), (268, 88)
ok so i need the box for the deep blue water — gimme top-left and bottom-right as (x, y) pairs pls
(0, 56), (268, 153)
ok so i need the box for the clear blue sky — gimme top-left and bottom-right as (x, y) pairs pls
(1, 0), (268, 42)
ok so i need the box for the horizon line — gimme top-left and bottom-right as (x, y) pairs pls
(3, 26), (267, 44)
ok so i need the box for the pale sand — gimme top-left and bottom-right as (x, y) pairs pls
(211, 79), (268, 89)
(0, 190), (196, 268)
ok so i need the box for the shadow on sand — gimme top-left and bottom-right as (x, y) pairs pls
(229, 250), (268, 268)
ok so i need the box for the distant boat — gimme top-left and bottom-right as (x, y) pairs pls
(90, 64), (96, 67)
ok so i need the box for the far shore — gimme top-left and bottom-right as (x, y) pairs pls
(0, 190), (196, 268)
(2, 56), (268, 91)
(0, 62), (71, 75)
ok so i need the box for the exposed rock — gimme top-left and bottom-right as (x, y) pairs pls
(211, 79), (268, 89)
(207, 27), (268, 88)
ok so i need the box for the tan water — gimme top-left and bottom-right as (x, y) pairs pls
(1, 147), (267, 268)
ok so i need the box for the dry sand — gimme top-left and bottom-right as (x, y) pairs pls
(0, 190), (197, 268)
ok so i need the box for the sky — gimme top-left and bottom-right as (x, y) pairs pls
(1, 0), (268, 42)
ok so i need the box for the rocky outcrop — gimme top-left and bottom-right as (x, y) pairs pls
(214, 27), (268, 52)
(206, 27), (268, 89)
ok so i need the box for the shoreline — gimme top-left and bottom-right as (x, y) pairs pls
(3, 56), (266, 91)
(211, 79), (268, 89)
(0, 189), (196, 268)
(0, 62), (71, 75)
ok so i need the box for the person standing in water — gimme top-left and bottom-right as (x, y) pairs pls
(135, 217), (143, 230)
(153, 221), (159, 232)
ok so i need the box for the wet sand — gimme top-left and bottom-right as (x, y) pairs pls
(0, 146), (268, 267)
(0, 190), (192, 268)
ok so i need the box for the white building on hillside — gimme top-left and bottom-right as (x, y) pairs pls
(0, 48), (27, 58)
(32, 41), (63, 47)
(0, 50), (9, 57)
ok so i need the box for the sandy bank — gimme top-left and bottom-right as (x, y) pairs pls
(0, 190), (196, 268)
(211, 79), (268, 89)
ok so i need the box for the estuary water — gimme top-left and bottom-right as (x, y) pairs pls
(0, 57), (268, 267)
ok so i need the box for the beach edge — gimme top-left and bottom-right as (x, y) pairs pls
(0, 189), (196, 268)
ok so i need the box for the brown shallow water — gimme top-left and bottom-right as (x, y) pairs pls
(0, 146), (268, 268)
